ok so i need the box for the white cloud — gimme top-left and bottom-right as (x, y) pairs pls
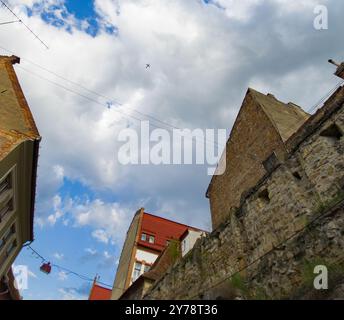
(58, 271), (68, 281)
(91, 229), (110, 244)
(80, 248), (116, 269)
(53, 252), (64, 260)
(210, 0), (327, 21)
(58, 288), (86, 300)
(73, 198), (131, 244)
(1, 0), (342, 247)
(28, 270), (38, 279)
(85, 248), (97, 255)
(103, 251), (111, 259)
(46, 195), (65, 225)
(44, 195), (132, 244)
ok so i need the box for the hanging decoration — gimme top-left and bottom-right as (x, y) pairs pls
(26, 246), (113, 289)
(40, 262), (52, 274)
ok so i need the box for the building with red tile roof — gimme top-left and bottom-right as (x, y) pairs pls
(111, 208), (205, 299)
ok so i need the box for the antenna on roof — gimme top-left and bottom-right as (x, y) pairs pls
(328, 59), (340, 67)
(0, 0), (49, 49)
(329, 58), (344, 80)
(94, 274), (100, 283)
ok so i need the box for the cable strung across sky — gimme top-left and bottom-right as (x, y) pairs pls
(0, 19), (20, 25)
(0, 0), (49, 49)
(26, 245), (114, 289)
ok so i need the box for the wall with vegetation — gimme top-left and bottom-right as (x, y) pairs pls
(144, 94), (344, 300)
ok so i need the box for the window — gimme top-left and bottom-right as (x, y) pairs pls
(181, 239), (186, 252)
(320, 123), (343, 141)
(141, 233), (155, 244)
(6, 239), (17, 256)
(0, 224), (16, 270)
(262, 152), (279, 173)
(3, 224), (15, 243)
(133, 262), (142, 281)
(258, 189), (270, 204)
(292, 171), (302, 180)
(144, 264), (150, 273)
(0, 199), (13, 223)
(0, 174), (11, 195)
(0, 251), (6, 269)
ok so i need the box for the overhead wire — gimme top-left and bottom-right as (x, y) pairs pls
(0, 19), (20, 25)
(16, 67), (225, 149)
(2, 1), (342, 300)
(188, 196), (344, 299)
(307, 78), (344, 114)
(16, 64), (187, 134)
(0, 45), (225, 149)
(0, 0), (49, 49)
(27, 245), (114, 289)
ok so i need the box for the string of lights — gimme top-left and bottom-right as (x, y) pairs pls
(26, 245), (114, 289)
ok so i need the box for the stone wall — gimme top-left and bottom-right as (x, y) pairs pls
(144, 89), (344, 300)
(207, 89), (309, 230)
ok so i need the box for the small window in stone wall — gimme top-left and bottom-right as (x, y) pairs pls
(292, 171), (302, 180)
(258, 189), (270, 204)
(320, 123), (343, 141)
(262, 152), (279, 174)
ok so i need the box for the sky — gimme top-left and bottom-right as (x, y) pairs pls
(0, 0), (343, 300)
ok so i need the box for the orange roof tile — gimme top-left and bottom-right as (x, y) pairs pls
(138, 212), (204, 252)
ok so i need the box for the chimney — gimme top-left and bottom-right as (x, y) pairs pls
(329, 59), (344, 79)
(267, 93), (276, 99)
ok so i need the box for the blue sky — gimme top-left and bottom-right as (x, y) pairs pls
(64, 0), (94, 19)
(13, 0), (122, 300)
(15, 177), (118, 299)
(1, 0), (343, 300)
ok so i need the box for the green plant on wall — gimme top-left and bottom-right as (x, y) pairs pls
(315, 190), (344, 215)
(229, 273), (249, 297)
(168, 239), (181, 263)
(250, 286), (269, 300)
(229, 273), (270, 300)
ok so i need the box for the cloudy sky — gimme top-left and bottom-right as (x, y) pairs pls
(1, 0), (343, 299)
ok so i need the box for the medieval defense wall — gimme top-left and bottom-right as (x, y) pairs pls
(207, 89), (309, 230)
(144, 88), (344, 300)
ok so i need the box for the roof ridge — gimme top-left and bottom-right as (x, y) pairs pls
(143, 211), (206, 232)
(247, 88), (309, 142)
